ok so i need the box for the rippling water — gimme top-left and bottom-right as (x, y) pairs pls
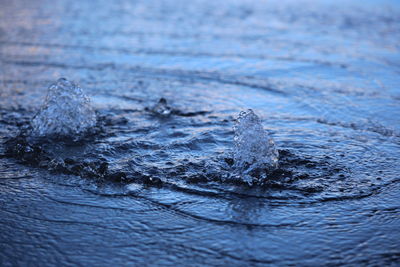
(1, 0), (400, 265)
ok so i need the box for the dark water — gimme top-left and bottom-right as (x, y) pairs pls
(1, 0), (400, 265)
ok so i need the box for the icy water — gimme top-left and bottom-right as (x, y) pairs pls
(1, 0), (400, 265)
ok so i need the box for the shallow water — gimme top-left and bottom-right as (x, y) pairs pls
(1, 0), (400, 265)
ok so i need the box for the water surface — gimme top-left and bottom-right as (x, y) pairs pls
(0, 0), (400, 265)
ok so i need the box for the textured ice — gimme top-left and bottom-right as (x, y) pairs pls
(31, 78), (96, 140)
(233, 109), (279, 185)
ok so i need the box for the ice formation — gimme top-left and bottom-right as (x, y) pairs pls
(233, 109), (279, 185)
(31, 78), (96, 140)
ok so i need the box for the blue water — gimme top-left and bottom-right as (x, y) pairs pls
(0, 0), (399, 265)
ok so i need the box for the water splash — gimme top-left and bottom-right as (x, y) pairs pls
(233, 109), (279, 185)
(31, 78), (97, 140)
(150, 98), (172, 116)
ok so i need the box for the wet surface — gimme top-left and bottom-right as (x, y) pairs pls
(1, 0), (400, 265)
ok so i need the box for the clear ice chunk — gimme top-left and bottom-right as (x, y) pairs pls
(31, 78), (96, 140)
(233, 109), (279, 185)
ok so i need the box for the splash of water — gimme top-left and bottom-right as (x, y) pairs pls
(233, 109), (279, 185)
(151, 98), (172, 116)
(31, 78), (96, 140)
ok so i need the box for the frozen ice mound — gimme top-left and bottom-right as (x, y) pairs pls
(233, 109), (279, 185)
(31, 78), (96, 140)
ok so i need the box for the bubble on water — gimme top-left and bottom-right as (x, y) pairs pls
(233, 109), (279, 185)
(31, 78), (97, 140)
